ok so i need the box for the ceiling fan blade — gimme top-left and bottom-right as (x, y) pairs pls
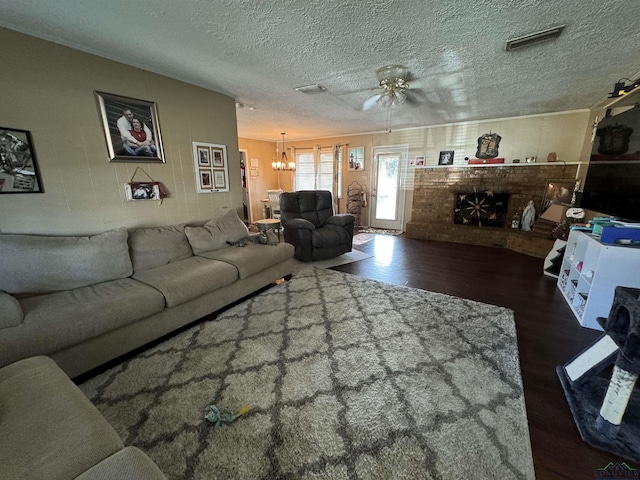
(404, 89), (426, 106)
(363, 93), (382, 111)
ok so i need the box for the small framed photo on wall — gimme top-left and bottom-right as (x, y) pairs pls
(125, 182), (162, 201)
(348, 147), (364, 171)
(199, 171), (212, 190)
(197, 147), (210, 166)
(0, 127), (44, 193)
(192, 142), (229, 193)
(213, 170), (227, 189)
(438, 150), (454, 165)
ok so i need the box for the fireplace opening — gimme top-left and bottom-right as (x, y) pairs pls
(454, 190), (510, 227)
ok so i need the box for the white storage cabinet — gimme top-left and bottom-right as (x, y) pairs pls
(557, 229), (640, 330)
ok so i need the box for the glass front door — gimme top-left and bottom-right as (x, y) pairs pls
(370, 146), (406, 230)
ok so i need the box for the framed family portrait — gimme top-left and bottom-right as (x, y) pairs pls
(192, 142), (229, 193)
(348, 147), (364, 171)
(95, 91), (165, 163)
(0, 127), (44, 193)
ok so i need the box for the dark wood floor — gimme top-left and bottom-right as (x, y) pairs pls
(336, 233), (626, 480)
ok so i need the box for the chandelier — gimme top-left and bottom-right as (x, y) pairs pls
(272, 132), (295, 171)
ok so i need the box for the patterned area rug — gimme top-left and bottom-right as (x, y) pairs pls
(79, 268), (534, 479)
(356, 227), (403, 236)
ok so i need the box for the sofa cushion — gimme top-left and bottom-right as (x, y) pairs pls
(0, 278), (165, 369)
(184, 209), (249, 254)
(128, 224), (193, 272)
(132, 256), (238, 307)
(199, 242), (295, 279)
(0, 356), (124, 480)
(76, 447), (167, 480)
(0, 290), (23, 329)
(0, 228), (132, 295)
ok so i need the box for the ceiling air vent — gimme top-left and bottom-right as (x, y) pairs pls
(294, 84), (327, 94)
(506, 25), (565, 51)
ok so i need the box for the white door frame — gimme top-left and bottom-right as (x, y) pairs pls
(369, 144), (408, 231)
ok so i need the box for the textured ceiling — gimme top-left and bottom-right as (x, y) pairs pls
(1, 0), (639, 141)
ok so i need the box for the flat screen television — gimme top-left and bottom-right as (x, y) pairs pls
(578, 92), (640, 222)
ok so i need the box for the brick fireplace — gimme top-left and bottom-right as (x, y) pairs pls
(405, 163), (579, 258)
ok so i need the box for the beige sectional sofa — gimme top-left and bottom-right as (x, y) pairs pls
(0, 209), (295, 378)
(0, 355), (168, 480)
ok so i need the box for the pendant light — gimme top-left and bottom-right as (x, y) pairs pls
(272, 132), (295, 171)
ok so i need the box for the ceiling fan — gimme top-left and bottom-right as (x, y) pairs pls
(363, 64), (419, 111)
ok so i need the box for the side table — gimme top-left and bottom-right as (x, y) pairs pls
(255, 218), (281, 240)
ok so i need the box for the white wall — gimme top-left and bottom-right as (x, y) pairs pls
(0, 28), (241, 234)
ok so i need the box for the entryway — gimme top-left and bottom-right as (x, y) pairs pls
(370, 145), (407, 231)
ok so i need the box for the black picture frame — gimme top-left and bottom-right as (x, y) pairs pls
(0, 127), (44, 193)
(438, 150), (454, 165)
(95, 91), (165, 163)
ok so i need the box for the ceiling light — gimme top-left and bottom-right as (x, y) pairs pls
(506, 25), (565, 51)
(272, 133), (295, 171)
(294, 84), (327, 94)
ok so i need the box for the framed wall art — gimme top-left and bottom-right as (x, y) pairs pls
(409, 155), (426, 168)
(348, 147), (364, 171)
(438, 150), (454, 165)
(95, 91), (165, 163)
(0, 127), (44, 193)
(542, 178), (575, 212)
(125, 182), (163, 201)
(192, 142), (229, 193)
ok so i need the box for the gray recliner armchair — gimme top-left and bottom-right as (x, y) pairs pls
(280, 190), (355, 262)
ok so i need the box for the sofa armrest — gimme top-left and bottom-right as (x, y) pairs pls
(325, 214), (355, 228)
(0, 291), (23, 329)
(283, 218), (316, 230)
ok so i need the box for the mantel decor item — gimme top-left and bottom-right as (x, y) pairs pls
(192, 142), (229, 193)
(348, 146), (364, 171)
(95, 91), (165, 163)
(409, 155), (425, 168)
(0, 127), (44, 193)
(438, 150), (454, 165)
(475, 132), (501, 159)
(596, 124), (633, 154)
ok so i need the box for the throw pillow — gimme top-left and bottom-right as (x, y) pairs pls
(185, 209), (249, 255)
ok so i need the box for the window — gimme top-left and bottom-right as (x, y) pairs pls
(294, 151), (315, 191)
(294, 147), (342, 200)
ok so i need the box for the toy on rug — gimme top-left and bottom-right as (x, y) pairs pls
(204, 404), (250, 430)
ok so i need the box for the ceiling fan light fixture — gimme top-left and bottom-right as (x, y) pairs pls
(376, 64), (409, 84)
